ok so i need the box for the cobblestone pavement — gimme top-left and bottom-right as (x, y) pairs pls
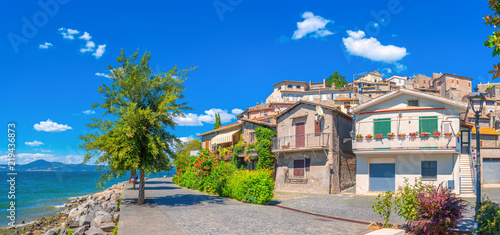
(119, 178), (371, 235)
(274, 187), (500, 232)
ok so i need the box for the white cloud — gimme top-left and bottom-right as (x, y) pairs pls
(379, 68), (392, 77)
(231, 108), (244, 115)
(83, 110), (95, 115)
(292, 11), (333, 40)
(79, 32), (92, 41)
(394, 63), (407, 73)
(174, 113), (203, 126)
(174, 108), (242, 126)
(179, 136), (194, 143)
(95, 72), (110, 78)
(93, 44), (106, 59)
(34, 119), (72, 132)
(0, 153), (83, 164)
(40, 149), (53, 153)
(80, 41), (96, 53)
(39, 42), (53, 49)
(58, 27), (80, 40)
(342, 30), (408, 63)
(64, 155), (83, 164)
(25, 140), (44, 146)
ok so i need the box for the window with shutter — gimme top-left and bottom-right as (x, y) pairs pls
(305, 159), (310, 172)
(315, 120), (321, 136)
(421, 161), (437, 180)
(293, 159), (305, 177)
(419, 116), (438, 133)
(374, 118), (391, 137)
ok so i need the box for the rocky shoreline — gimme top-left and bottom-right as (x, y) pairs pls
(2, 182), (125, 235)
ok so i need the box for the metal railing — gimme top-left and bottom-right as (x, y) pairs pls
(272, 132), (330, 150)
(352, 135), (458, 151)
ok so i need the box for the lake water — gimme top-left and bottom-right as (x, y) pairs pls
(0, 170), (176, 226)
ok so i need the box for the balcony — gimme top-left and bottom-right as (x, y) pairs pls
(353, 135), (459, 154)
(272, 133), (330, 152)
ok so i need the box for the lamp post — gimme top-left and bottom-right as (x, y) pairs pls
(467, 87), (485, 231)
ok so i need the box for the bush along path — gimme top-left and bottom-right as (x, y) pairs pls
(12, 182), (124, 235)
(173, 147), (275, 205)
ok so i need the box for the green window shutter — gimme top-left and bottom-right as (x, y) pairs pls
(419, 116), (438, 133)
(374, 118), (391, 137)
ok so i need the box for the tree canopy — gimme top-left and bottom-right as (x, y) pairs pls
(79, 49), (194, 203)
(214, 113), (221, 130)
(484, 0), (500, 79)
(326, 71), (348, 87)
(173, 138), (201, 166)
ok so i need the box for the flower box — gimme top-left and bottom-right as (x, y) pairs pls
(409, 132), (419, 137)
(444, 133), (453, 137)
(420, 133), (430, 137)
(387, 133), (395, 138)
(375, 134), (384, 139)
(356, 136), (363, 140)
(398, 134), (406, 138)
(365, 135), (373, 139)
(432, 131), (441, 137)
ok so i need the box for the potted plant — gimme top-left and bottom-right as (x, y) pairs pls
(432, 131), (441, 137)
(409, 132), (419, 137)
(420, 132), (430, 137)
(356, 134), (363, 139)
(375, 134), (384, 139)
(365, 134), (373, 139)
(444, 132), (453, 137)
(398, 133), (406, 138)
(387, 133), (395, 138)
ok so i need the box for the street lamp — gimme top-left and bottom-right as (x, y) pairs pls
(467, 87), (485, 231)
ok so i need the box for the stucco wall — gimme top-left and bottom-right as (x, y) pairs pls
(471, 134), (500, 148)
(356, 153), (460, 194)
(274, 151), (330, 194)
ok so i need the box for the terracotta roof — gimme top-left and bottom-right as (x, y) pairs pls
(461, 121), (474, 128)
(197, 122), (242, 137)
(433, 73), (473, 82)
(272, 80), (309, 88)
(274, 100), (352, 121)
(471, 127), (500, 136)
(240, 118), (276, 128)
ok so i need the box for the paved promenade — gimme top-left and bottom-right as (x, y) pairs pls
(118, 178), (371, 235)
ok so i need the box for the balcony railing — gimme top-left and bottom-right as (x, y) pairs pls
(272, 133), (330, 151)
(352, 135), (459, 151)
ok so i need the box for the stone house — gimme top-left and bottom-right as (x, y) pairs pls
(272, 101), (355, 194)
(432, 73), (473, 101)
(470, 127), (500, 185)
(351, 88), (473, 195)
(198, 122), (243, 150)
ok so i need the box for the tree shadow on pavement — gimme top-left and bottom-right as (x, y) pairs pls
(149, 193), (227, 207)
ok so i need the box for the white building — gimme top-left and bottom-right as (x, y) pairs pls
(351, 88), (473, 195)
(384, 75), (407, 87)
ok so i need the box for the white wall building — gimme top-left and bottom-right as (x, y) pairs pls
(351, 88), (472, 195)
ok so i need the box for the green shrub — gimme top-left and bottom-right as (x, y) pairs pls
(476, 197), (500, 234)
(372, 191), (394, 228)
(67, 229), (75, 235)
(254, 126), (276, 170)
(225, 169), (274, 204)
(204, 162), (237, 195)
(394, 177), (433, 224)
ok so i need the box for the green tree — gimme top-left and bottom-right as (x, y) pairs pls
(484, 0), (500, 79)
(325, 71), (348, 87)
(173, 139), (201, 167)
(255, 126), (276, 170)
(214, 113), (221, 129)
(79, 49), (194, 204)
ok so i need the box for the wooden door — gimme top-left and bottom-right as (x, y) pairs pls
(295, 122), (305, 147)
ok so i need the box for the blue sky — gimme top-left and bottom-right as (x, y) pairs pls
(1, 0), (497, 164)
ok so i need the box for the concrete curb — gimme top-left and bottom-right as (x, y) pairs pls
(273, 204), (372, 225)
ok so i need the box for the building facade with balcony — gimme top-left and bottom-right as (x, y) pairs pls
(351, 88), (471, 195)
(272, 101), (355, 194)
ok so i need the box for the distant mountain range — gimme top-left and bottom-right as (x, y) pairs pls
(0, 160), (104, 172)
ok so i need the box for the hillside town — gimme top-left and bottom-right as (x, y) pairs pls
(198, 71), (500, 195)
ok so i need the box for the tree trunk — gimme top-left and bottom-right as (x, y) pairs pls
(138, 169), (146, 204)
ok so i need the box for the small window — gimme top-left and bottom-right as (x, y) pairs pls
(296, 85), (301, 89)
(469, 82), (471, 87)
(407, 99), (419, 107)
(309, 95), (314, 101)
(293, 159), (305, 177)
(457, 80), (459, 84)
(322, 94), (327, 100)
(288, 85), (293, 88)
(421, 161), (437, 180)
(315, 120), (321, 135)
(369, 94), (372, 97)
